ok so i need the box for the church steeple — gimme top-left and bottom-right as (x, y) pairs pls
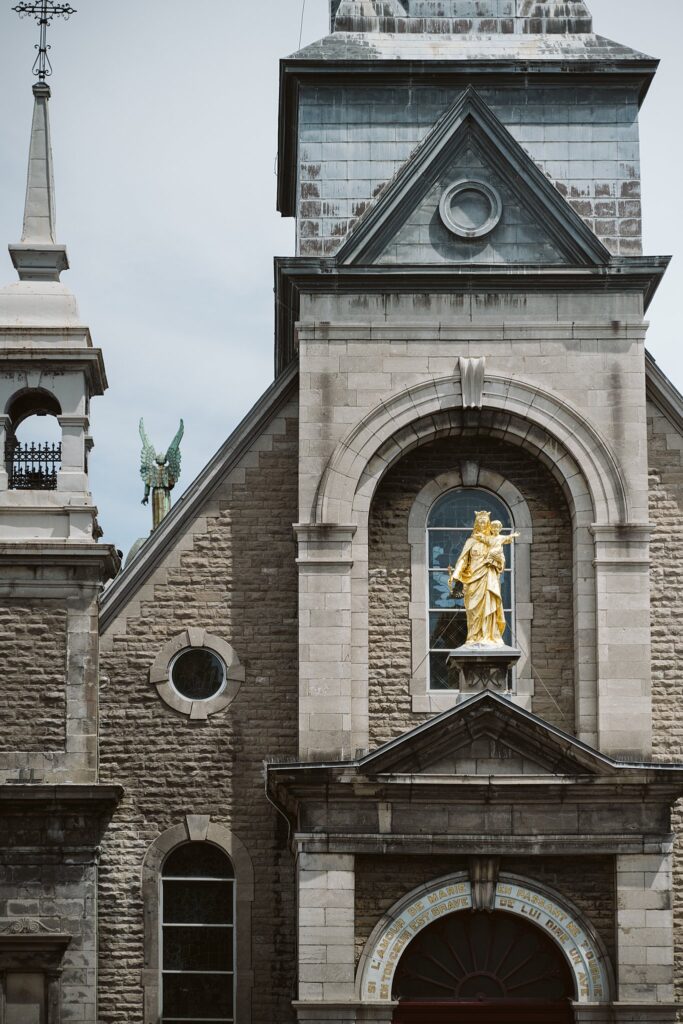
(9, 81), (68, 282)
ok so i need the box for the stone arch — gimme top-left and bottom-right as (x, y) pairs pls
(356, 872), (613, 1006)
(5, 386), (61, 425)
(141, 817), (254, 1023)
(314, 374), (629, 527)
(406, 469), (535, 712)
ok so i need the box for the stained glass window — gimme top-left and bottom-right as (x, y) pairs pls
(427, 488), (514, 690)
(162, 843), (235, 1024)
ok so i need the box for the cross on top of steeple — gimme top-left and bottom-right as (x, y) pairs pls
(12, 0), (77, 81)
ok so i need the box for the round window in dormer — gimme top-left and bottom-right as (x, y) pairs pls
(439, 179), (502, 240)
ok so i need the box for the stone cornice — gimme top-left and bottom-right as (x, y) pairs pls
(0, 346), (107, 394)
(274, 257), (670, 374)
(0, 784), (123, 811)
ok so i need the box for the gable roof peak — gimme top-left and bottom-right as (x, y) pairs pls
(337, 86), (610, 268)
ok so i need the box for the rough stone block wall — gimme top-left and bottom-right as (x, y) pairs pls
(298, 84), (641, 257)
(368, 436), (574, 746)
(354, 854), (615, 965)
(647, 398), (683, 1012)
(98, 402), (299, 1024)
(0, 602), (66, 751)
(0, 806), (104, 1024)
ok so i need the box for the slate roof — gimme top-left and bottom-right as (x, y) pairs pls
(290, 32), (654, 63)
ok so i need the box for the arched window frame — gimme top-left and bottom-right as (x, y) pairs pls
(408, 467), (533, 714)
(142, 818), (254, 1024)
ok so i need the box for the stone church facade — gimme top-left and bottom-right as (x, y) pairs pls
(0, 2), (682, 1024)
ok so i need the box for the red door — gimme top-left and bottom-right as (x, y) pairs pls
(393, 1000), (575, 1024)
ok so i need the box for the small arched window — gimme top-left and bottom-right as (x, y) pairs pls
(4, 389), (62, 491)
(161, 842), (235, 1023)
(427, 487), (514, 690)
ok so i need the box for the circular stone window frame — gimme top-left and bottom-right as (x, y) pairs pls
(150, 628), (245, 721)
(439, 179), (503, 239)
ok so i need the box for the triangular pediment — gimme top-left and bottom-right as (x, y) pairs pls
(337, 87), (611, 268)
(359, 692), (617, 778)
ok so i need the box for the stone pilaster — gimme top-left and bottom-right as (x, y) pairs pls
(297, 852), (356, 1005)
(616, 852), (675, 1005)
(592, 525), (653, 759)
(296, 525), (357, 760)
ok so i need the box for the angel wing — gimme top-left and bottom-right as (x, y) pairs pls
(165, 419), (184, 487)
(139, 418), (156, 484)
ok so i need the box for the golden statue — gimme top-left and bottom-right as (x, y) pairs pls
(449, 511), (519, 647)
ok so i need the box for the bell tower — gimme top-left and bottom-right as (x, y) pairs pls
(0, 74), (119, 784)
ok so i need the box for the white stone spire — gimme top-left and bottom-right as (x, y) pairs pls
(9, 81), (68, 282)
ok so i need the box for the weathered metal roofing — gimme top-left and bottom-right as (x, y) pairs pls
(290, 32), (653, 63)
(330, 0), (596, 35)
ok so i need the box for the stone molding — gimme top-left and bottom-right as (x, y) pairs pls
(149, 628), (245, 721)
(356, 871), (614, 1005)
(141, 819), (254, 1024)
(407, 467), (533, 712)
(314, 373), (628, 527)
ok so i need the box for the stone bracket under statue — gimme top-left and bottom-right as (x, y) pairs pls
(448, 638), (524, 696)
(447, 643), (522, 695)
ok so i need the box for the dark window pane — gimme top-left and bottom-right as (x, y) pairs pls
(428, 530), (467, 569)
(171, 649), (225, 701)
(164, 881), (233, 925)
(429, 612), (467, 651)
(500, 569), (512, 609)
(6, 973), (46, 1024)
(164, 843), (234, 880)
(428, 570), (461, 610)
(428, 487), (511, 530)
(163, 973), (233, 1019)
(429, 652), (459, 691)
(163, 926), (233, 972)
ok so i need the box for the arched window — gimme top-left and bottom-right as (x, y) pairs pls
(161, 842), (235, 1023)
(427, 487), (513, 690)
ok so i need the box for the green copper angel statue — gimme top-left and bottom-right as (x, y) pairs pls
(139, 419), (184, 531)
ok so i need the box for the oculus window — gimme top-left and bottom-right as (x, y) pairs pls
(427, 487), (514, 690)
(170, 649), (226, 702)
(162, 842), (235, 1024)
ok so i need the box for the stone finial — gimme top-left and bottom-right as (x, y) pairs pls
(9, 82), (68, 281)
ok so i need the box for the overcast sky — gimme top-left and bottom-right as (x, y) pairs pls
(0, 0), (681, 557)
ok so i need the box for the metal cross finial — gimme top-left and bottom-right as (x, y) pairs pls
(12, 0), (77, 81)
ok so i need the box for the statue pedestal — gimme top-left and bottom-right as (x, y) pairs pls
(447, 644), (521, 695)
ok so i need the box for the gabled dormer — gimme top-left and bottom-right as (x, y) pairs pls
(336, 88), (610, 267)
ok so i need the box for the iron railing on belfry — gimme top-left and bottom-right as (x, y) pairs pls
(5, 441), (61, 490)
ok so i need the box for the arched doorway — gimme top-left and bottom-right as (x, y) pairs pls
(392, 909), (575, 1023)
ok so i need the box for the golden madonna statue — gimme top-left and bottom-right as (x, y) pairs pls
(448, 510), (519, 647)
